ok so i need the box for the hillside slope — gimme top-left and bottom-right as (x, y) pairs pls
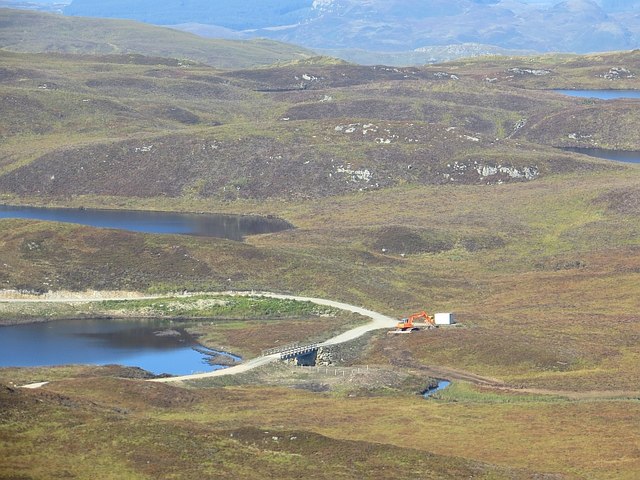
(2, 50), (640, 203)
(1, 43), (639, 480)
(0, 8), (313, 69)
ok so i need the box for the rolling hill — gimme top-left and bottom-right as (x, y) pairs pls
(0, 8), (313, 69)
(0, 46), (638, 204)
(0, 17), (639, 479)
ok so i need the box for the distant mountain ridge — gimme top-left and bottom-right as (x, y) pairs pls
(65, 0), (312, 30)
(61, 0), (640, 57)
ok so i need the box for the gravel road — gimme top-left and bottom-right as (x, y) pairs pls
(2, 290), (397, 385)
(150, 291), (398, 383)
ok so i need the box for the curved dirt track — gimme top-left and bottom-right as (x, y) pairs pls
(6, 290), (639, 399)
(418, 365), (640, 400)
(150, 291), (398, 383)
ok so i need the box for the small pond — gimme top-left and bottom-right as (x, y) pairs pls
(561, 147), (640, 164)
(422, 379), (451, 398)
(553, 89), (640, 100)
(0, 318), (240, 376)
(0, 205), (292, 240)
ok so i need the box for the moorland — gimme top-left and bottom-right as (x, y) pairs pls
(0, 9), (639, 479)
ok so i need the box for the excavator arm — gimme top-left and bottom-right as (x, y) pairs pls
(408, 311), (435, 326)
(395, 310), (434, 331)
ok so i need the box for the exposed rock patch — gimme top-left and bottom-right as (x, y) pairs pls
(441, 160), (539, 184)
(507, 67), (552, 76)
(599, 67), (635, 80)
(315, 347), (333, 366)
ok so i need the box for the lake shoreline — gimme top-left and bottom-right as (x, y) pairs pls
(0, 204), (293, 240)
(0, 315), (243, 376)
(0, 288), (171, 301)
(0, 314), (218, 327)
(0, 201), (286, 221)
(559, 146), (640, 164)
(0, 289), (195, 326)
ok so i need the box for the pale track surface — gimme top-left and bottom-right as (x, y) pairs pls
(418, 365), (640, 400)
(0, 289), (189, 302)
(2, 290), (397, 385)
(19, 381), (50, 389)
(6, 290), (639, 399)
(150, 291), (398, 383)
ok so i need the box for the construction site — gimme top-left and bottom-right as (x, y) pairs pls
(389, 310), (455, 333)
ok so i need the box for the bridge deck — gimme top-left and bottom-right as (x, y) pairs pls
(263, 343), (320, 360)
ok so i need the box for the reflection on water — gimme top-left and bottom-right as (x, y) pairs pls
(0, 318), (239, 376)
(0, 205), (292, 240)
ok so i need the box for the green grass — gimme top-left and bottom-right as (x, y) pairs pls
(429, 381), (565, 403)
(95, 295), (337, 319)
(1, 167), (638, 392)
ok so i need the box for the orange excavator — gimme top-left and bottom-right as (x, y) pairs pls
(393, 311), (435, 333)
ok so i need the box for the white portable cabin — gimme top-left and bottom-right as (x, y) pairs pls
(434, 312), (455, 325)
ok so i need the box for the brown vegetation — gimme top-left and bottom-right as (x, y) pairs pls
(1, 45), (640, 480)
(4, 51), (640, 204)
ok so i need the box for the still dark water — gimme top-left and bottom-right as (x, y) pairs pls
(0, 319), (239, 375)
(0, 205), (292, 240)
(553, 89), (640, 100)
(562, 147), (640, 164)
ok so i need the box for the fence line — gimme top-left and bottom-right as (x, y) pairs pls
(288, 364), (371, 377)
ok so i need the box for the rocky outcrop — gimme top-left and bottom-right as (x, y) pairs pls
(599, 67), (635, 80)
(315, 347), (333, 366)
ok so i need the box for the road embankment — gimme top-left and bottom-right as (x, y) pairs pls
(150, 291), (398, 382)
